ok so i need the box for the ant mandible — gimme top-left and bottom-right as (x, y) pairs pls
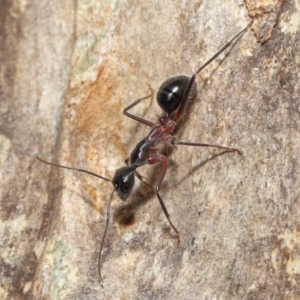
(37, 22), (251, 281)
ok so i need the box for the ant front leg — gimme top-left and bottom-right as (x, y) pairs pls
(148, 149), (180, 246)
(125, 158), (154, 191)
(135, 170), (154, 193)
(123, 87), (155, 127)
(171, 140), (242, 155)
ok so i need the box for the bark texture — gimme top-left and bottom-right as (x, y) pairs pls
(1, 0), (298, 299)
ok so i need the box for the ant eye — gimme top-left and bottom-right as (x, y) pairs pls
(112, 166), (135, 200)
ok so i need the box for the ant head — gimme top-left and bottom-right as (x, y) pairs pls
(112, 166), (135, 200)
(157, 75), (196, 115)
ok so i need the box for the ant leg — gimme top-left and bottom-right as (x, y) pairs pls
(123, 86), (155, 127)
(171, 140), (242, 155)
(173, 22), (252, 123)
(135, 170), (154, 193)
(148, 150), (180, 245)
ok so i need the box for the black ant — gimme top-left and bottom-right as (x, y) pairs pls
(37, 22), (251, 281)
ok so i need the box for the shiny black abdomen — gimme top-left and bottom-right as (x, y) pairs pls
(157, 75), (196, 114)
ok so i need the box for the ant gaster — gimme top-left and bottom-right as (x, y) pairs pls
(37, 22), (251, 281)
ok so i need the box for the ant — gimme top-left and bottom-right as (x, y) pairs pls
(37, 22), (252, 281)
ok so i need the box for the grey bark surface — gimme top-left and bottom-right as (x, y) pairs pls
(1, 0), (299, 299)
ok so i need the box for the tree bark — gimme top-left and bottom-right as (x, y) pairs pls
(1, 0), (298, 299)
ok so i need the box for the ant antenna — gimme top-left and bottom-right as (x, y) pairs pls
(36, 157), (111, 182)
(98, 188), (115, 281)
(36, 156), (114, 281)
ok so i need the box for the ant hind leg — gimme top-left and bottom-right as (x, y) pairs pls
(171, 140), (242, 155)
